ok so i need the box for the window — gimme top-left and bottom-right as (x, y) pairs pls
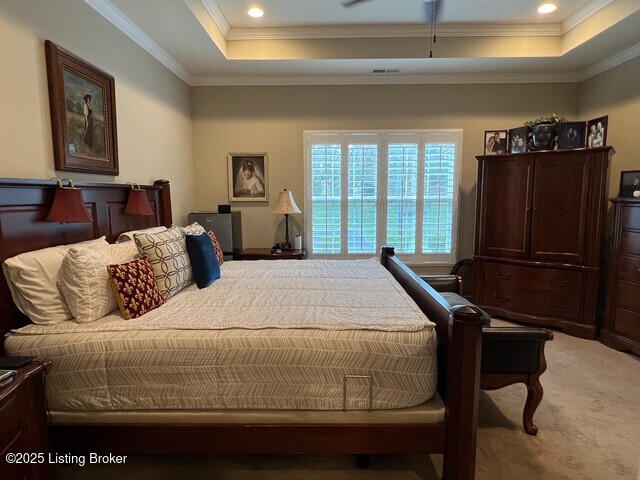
(304, 130), (462, 264)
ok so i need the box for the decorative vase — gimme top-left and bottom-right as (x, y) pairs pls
(531, 123), (556, 151)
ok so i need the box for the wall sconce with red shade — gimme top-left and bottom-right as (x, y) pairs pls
(124, 183), (154, 216)
(46, 178), (92, 223)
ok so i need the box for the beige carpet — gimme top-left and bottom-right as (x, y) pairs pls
(55, 327), (640, 480)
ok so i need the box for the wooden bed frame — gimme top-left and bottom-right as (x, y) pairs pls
(0, 178), (484, 480)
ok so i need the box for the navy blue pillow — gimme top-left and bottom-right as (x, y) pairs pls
(185, 233), (221, 289)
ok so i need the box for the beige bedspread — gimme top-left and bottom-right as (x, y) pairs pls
(5, 259), (437, 411)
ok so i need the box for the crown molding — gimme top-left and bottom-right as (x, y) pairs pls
(84, 0), (192, 83)
(562, 0), (615, 34)
(200, 0), (230, 36)
(190, 71), (580, 87)
(227, 23), (563, 41)
(577, 41), (640, 81)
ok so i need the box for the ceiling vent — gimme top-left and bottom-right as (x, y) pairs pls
(371, 69), (400, 74)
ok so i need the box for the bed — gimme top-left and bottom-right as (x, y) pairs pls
(0, 178), (484, 480)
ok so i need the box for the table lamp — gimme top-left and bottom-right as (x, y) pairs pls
(272, 189), (302, 251)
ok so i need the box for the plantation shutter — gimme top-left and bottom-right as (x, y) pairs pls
(305, 130), (461, 264)
(311, 144), (342, 254)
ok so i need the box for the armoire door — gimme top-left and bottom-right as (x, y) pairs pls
(530, 154), (590, 264)
(478, 157), (533, 259)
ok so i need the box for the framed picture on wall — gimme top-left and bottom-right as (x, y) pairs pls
(45, 40), (119, 175)
(228, 153), (269, 202)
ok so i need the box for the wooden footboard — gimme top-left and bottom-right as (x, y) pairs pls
(381, 247), (484, 480)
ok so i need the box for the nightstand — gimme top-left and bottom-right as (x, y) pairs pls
(0, 361), (52, 480)
(236, 248), (306, 260)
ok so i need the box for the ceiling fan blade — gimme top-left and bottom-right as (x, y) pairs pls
(341, 0), (373, 7)
(424, 0), (442, 24)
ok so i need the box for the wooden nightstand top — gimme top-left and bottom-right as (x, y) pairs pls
(236, 248), (306, 260)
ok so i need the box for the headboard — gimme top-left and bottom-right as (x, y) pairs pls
(0, 178), (172, 350)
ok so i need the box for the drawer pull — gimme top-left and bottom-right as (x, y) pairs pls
(550, 280), (569, 287)
(549, 305), (566, 312)
(495, 272), (511, 280)
(494, 294), (510, 302)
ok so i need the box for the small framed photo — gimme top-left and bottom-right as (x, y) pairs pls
(228, 153), (268, 202)
(587, 116), (608, 148)
(484, 130), (508, 155)
(557, 122), (586, 150)
(619, 170), (640, 198)
(508, 127), (529, 154)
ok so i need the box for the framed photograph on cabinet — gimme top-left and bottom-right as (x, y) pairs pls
(557, 122), (586, 150)
(228, 153), (269, 202)
(587, 115), (608, 149)
(484, 130), (508, 155)
(619, 170), (640, 198)
(45, 40), (119, 175)
(508, 127), (529, 154)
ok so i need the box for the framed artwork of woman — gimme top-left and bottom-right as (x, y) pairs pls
(45, 40), (119, 175)
(228, 153), (269, 202)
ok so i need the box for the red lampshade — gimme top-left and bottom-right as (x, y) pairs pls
(124, 188), (154, 216)
(46, 180), (92, 223)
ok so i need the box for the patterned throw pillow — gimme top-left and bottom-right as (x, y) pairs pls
(181, 222), (206, 236)
(134, 227), (192, 299)
(107, 257), (165, 319)
(207, 231), (225, 265)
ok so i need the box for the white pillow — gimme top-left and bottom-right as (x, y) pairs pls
(58, 242), (139, 323)
(2, 237), (108, 325)
(117, 226), (167, 243)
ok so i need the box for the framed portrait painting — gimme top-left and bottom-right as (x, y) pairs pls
(45, 40), (119, 175)
(228, 153), (269, 202)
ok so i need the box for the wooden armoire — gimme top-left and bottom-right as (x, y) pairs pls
(473, 147), (614, 339)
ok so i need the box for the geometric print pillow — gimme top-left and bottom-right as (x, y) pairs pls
(107, 257), (165, 319)
(134, 226), (193, 299)
(207, 230), (225, 265)
(181, 222), (206, 236)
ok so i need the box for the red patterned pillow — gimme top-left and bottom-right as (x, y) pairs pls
(207, 231), (224, 265)
(107, 257), (165, 320)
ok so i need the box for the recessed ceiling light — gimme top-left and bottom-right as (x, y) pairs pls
(537, 3), (557, 14)
(248, 7), (264, 18)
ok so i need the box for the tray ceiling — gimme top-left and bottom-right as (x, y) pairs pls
(90, 0), (640, 85)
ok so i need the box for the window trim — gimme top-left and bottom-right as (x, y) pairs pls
(304, 129), (463, 265)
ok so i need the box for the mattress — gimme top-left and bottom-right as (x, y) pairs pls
(5, 259), (437, 412)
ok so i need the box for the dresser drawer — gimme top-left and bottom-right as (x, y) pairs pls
(613, 308), (640, 342)
(0, 390), (26, 446)
(621, 231), (640, 257)
(615, 280), (640, 314)
(482, 283), (580, 320)
(622, 205), (640, 230)
(483, 262), (583, 297)
(617, 255), (640, 283)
